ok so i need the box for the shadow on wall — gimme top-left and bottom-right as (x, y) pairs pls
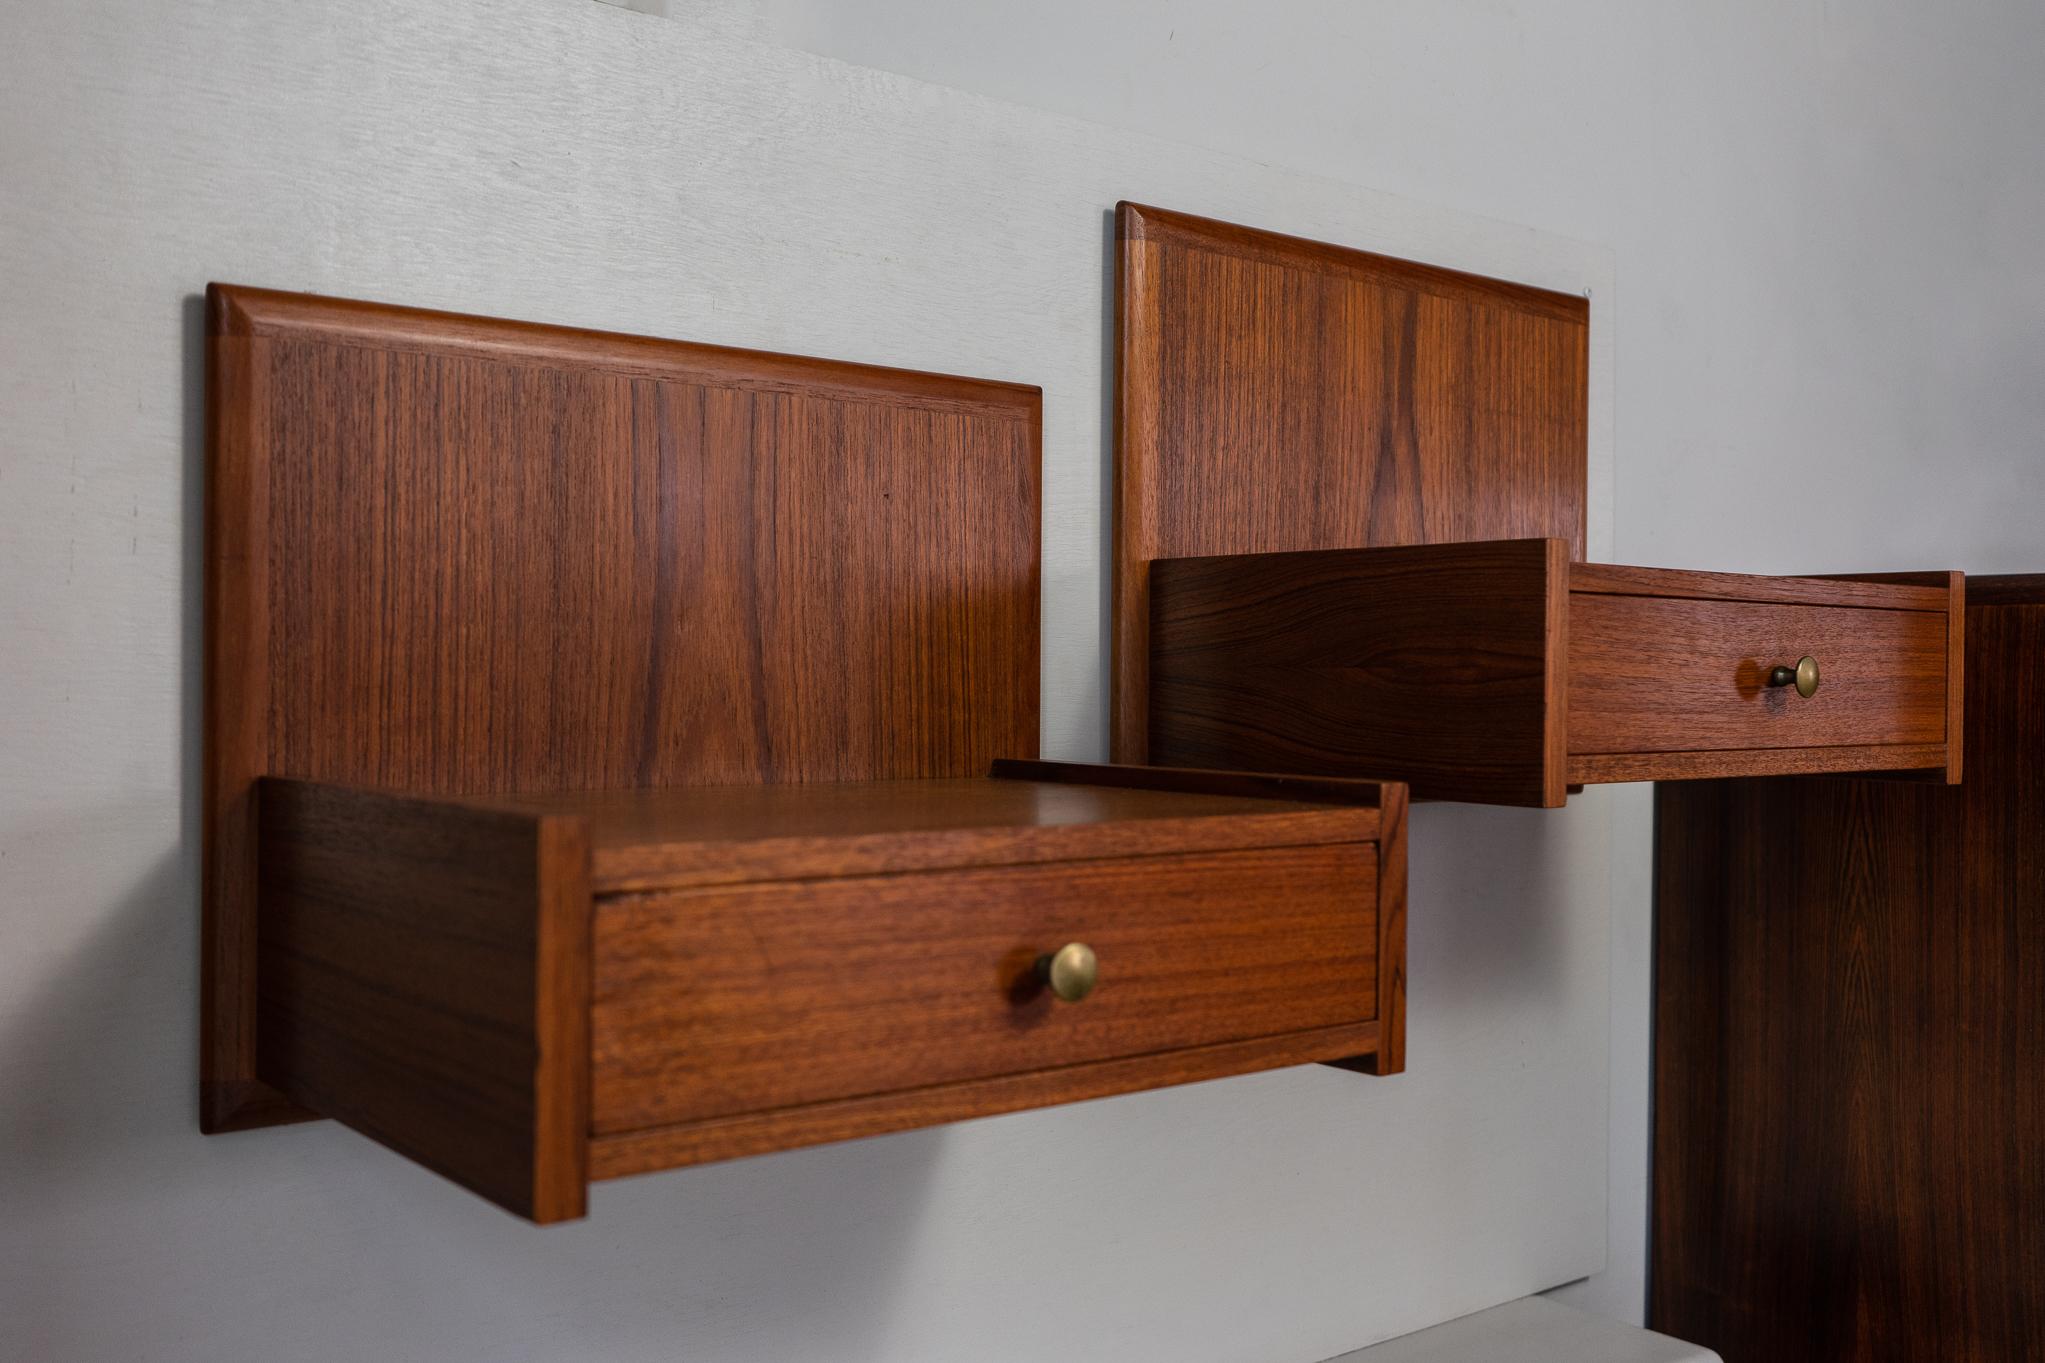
(0, 291), (951, 1363)
(1409, 798), (1580, 1014)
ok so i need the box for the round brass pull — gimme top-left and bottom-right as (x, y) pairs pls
(1036, 942), (1099, 1003)
(1766, 655), (1821, 698)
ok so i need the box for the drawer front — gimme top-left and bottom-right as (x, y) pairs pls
(1568, 593), (1948, 755)
(591, 843), (1378, 1134)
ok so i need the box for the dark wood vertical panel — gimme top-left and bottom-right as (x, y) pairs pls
(201, 302), (300, 1131)
(1147, 538), (1566, 806)
(1369, 780), (1408, 1074)
(1652, 580), (2045, 1361)
(256, 780), (593, 1223)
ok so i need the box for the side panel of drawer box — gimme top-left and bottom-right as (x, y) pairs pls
(590, 843), (1380, 1135)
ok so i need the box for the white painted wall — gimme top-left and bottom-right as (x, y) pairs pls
(2, 4), (1620, 1362)
(727, 0), (2045, 1324)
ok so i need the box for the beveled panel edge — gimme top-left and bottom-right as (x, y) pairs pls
(206, 283), (1040, 417)
(1116, 202), (1591, 324)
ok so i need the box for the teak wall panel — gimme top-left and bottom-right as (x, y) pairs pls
(258, 342), (1039, 793)
(1114, 203), (1589, 762)
(204, 285), (1042, 1132)
(1651, 577), (2045, 1362)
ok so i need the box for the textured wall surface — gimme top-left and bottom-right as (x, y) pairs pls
(731, 0), (2045, 1325)
(0, 3), (1618, 1361)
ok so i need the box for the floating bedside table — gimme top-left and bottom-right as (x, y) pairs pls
(202, 285), (1404, 1224)
(1110, 203), (1963, 805)
(255, 762), (1404, 1222)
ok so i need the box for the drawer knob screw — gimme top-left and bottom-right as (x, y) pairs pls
(1766, 655), (1821, 698)
(1037, 942), (1100, 1002)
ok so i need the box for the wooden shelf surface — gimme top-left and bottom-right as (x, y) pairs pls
(457, 769), (1383, 892)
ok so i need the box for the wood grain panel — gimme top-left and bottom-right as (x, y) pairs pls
(471, 774), (1379, 893)
(591, 843), (1380, 1132)
(1147, 539), (1568, 806)
(1572, 562), (1950, 611)
(589, 1021), (1384, 1178)
(1823, 570), (1965, 783)
(1566, 743), (1949, 785)
(204, 284), (1041, 1131)
(256, 779), (592, 1223)
(1568, 594), (1948, 755)
(1113, 202), (1589, 762)
(1651, 578), (2045, 1361)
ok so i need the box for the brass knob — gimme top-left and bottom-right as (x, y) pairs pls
(1036, 942), (1099, 1002)
(1766, 655), (1821, 698)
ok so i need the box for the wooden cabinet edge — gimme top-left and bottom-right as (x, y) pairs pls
(254, 778), (593, 1224)
(991, 757), (1399, 816)
(1365, 782), (1407, 1074)
(590, 1020), (1384, 1180)
(1811, 569), (1964, 783)
(245, 773), (1400, 1223)
(1569, 743), (1950, 785)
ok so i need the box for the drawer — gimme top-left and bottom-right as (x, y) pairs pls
(1568, 593), (1950, 757)
(251, 764), (1405, 1221)
(1147, 539), (1963, 805)
(591, 843), (1380, 1133)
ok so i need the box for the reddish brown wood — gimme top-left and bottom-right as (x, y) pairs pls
(995, 763), (1406, 1079)
(1148, 539), (1569, 806)
(988, 757), (1399, 808)
(589, 1021), (1383, 1178)
(1361, 781), (1408, 1075)
(1144, 538), (1958, 803)
(1566, 594), (1948, 756)
(1651, 577), (2045, 1362)
(1113, 202), (1591, 765)
(1967, 573), (2045, 604)
(591, 842), (1380, 1132)
(202, 300), (298, 1131)
(1565, 743), (1950, 785)
(257, 780), (592, 1223)
(203, 284), (1042, 1131)
(1822, 571), (1966, 783)
(252, 772), (1402, 1218)
(471, 775), (1378, 893)
(1570, 562), (1950, 611)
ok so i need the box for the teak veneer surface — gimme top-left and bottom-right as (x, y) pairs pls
(1148, 538), (1959, 804)
(591, 842), (1380, 1131)
(1566, 595), (1948, 755)
(204, 284), (1041, 1132)
(469, 775), (1379, 892)
(1113, 202), (1590, 763)
(1150, 538), (1569, 806)
(257, 781), (593, 1222)
(1651, 577), (2045, 1362)
(255, 767), (1406, 1221)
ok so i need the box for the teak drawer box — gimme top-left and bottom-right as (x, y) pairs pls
(1148, 538), (1963, 806)
(254, 762), (1406, 1222)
